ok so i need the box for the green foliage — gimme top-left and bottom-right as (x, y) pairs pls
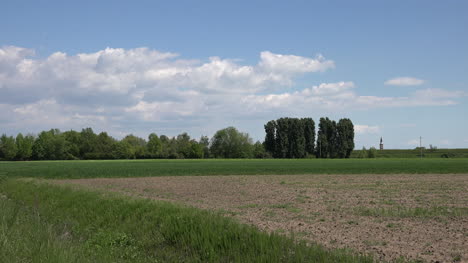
(121, 134), (147, 159)
(63, 130), (81, 159)
(302, 118), (315, 155)
(115, 141), (135, 159)
(15, 133), (34, 160)
(253, 141), (267, 158)
(316, 118), (336, 158)
(274, 118), (289, 158)
(266, 117), (316, 158)
(188, 142), (204, 158)
(79, 128), (98, 157)
(175, 132), (192, 158)
(146, 133), (162, 158)
(441, 153), (456, 158)
(0, 180), (373, 263)
(210, 127), (253, 158)
(289, 118), (306, 158)
(264, 120), (276, 155)
(356, 147), (367, 158)
(32, 129), (67, 160)
(0, 134), (18, 160)
(159, 135), (178, 158)
(315, 118), (355, 159)
(336, 118), (354, 158)
(199, 135), (210, 158)
(94, 132), (119, 159)
(367, 147), (377, 158)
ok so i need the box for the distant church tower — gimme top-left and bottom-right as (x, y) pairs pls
(380, 137), (384, 150)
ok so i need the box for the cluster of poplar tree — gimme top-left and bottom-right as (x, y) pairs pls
(0, 127), (267, 161)
(264, 117), (354, 158)
(0, 118), (354, 161)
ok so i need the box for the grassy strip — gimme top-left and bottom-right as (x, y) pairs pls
(351, 148), (468, 158)
(354, 206), (468, 218)
(1, 158), (467, 179)
(0, 179), (373, 263)
(0, 195), (117, 262)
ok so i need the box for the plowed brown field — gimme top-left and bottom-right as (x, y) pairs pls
(53, 174), (468, 262)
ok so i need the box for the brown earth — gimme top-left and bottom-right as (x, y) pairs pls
(53, 174), (468, 263)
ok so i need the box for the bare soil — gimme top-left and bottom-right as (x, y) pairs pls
(53, 174), (468, 263)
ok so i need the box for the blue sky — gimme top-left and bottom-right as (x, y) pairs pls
(1, 0), (467, 148)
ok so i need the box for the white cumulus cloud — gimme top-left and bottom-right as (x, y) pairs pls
(259, 51), (335, 74)
(385, 77), (425, 86)
(355, 125), (380, 134)
(0, 45), (466, 139)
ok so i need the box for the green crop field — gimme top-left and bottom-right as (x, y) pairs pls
(1, 158), (467, 179)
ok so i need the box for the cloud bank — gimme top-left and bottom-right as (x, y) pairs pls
(0, 46), (465, 138)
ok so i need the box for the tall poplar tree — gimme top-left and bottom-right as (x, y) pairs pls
(289, 118), (305, 158)
(264, 120), (276, 156)
(302, 118), (315, 155)
(337, 118), (354, 158)
(316, 118), (329, 158)
(275, 118), (290, 158)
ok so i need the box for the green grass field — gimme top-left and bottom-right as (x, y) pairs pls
(1, 158), (467, 179)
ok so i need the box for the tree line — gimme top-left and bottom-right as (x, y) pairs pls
(264, 117), (354, 158)
(0, 117), (354, 161)
(0, 127), (267, 161)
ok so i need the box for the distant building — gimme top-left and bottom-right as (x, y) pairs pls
(380, 137), (384, 150)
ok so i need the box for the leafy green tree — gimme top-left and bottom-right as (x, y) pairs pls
(316, 118), (329, 158)
(0, 134), (17, 160)
(160, 135), (178, 159)
(147, 133), (162, 158)
(94, 132), (118, 159)
(115, 140), (134, 159)
(79, 128), (97, 158)
(302, 118), (315, 155)
(337, 118), (355, 158)
(32, 129), (66, 160)
(15, 133), (34, 160)
(121, 134), (147, 159)
(188, 142), (204, 159)
(175, 133), (192, 158)
(356, 147), (367, 158)
(63, 130), (81, 159)
(253, 141), (267, 158)
(367, 147), (377, 158)
(264, 120), (276, 156)
(210, 127), (253, 158)
(265, 117), (316, 158)
(328, 120), (338, 158)
(316, 118), (339, 158)
(199, 136), (210, 158)
(275, 118), (290, 158)
(288, 118), (306, 158)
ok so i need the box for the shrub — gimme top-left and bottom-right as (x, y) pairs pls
(367, 147), (377, 158)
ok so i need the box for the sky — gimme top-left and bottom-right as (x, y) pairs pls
(1, 0), (467, 149)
